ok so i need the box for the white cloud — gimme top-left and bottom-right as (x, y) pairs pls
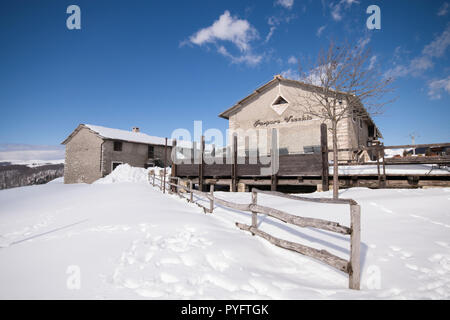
(438, 2), (449, 16)
(330, 0), (359, 21)
(265, 26), (276, 43)
(281, 68), (300, 80)
(275, 0), (294, 9)
(0, 144), (65, 161)
(217, 46), (262, 66)
(368, 55), (377, 70)
(187, 11), (263, 66)
(384, 25), (450, 79)
(427, 76), (450, 99)
(189, 11), (258, 52)
(422, 25), (450, 58)
(357, 36), (371, 49)
(287, 56), (297, 64)
(316, 25), (326, 37)
(410, 56), (434, 73)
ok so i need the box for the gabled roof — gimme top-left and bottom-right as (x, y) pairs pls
(219, 74), (382, 138)
(61, 124), (192, 147)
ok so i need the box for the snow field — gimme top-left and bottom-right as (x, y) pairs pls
(0, 167), (449, 299)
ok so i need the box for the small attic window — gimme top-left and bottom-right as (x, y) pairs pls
(114, 141), (122, 151)
(273, 96), (288, 105)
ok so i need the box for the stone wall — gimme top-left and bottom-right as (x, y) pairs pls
(64, 127), (103, 184)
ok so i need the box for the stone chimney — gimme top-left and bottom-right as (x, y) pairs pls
(132, 127), (140, 133)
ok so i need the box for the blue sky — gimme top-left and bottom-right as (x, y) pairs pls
(0, 0), (449, 148)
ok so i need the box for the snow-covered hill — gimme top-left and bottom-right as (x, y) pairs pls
(0, 170), (449, 299)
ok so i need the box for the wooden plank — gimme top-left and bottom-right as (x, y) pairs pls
(251, 190), (257, 234)
(385, 156), (450, 165)
(232, 135), (237, 192)
(321, 123), (329, 191)
(271, 128), (278, 191)
(349, 204), (361, 290)
(172, 139), (177, 177)
(236, 223), (349, 273)
(271, 174), (277, 191)
(250, 204), (351, 235)
(199, 136), (205, 192)
(209, 184), (214, 213)
(253, 188), (357, 205)
(331, 142), (450, 152)
(163, 137), (167, 194)
(191, 190), (251, 211)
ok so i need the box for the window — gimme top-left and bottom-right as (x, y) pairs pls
(368, 125), (375, 137)
(114, 141), (122, 151)
(112, 161), (123, 171)
(359, 119), (363, 129)
(303, 145), (321, 154)
(352, 110), (357, 123)
(148, 145), (154, 158)
(272, 96), (288, 105)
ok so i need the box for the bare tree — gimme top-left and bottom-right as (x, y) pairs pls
(296, 40), (395, 199)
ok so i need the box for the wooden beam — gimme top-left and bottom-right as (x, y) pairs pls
(236, 223), (349, 273)
(349, 204), (361, 290)
(250, 204), (351, 235)
(199, 136), (205, 192)
(172, 139), (177, 177)
(163, 137), (167, 194)
(251, 190), (257, 235)
(271, 128), (278, 191)
(253, 188), (357, 205)
(232, 134), (238, 192)
(209, 184), (214, 213)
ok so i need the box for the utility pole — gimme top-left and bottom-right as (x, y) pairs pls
(409, 132), (420, 156)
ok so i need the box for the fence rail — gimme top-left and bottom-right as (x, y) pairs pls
(149, 170), (361, 290)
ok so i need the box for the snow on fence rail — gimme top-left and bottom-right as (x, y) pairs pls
(149, 171), (361, 290)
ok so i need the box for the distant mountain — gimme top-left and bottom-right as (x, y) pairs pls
(0, 163), (64, 190)
(0, 144), (65, 190)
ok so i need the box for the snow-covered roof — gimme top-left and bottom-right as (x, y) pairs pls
(62, 124), (192, 148)
(85, 124), (169, 146)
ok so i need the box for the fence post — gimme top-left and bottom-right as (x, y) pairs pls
(189, 180), (193, 203)
(168, 177), (172, 194)
(163, 137), (167, 194)
(209, 184), (214, 213)
(381, 143), (386, 187)
(159, 171), (163, 191)
(232, 134), (238, 192)
(152, 171), (155, 187)
(199, 136), (205, 192)
(251, 189), (257, 235)
(320, 123), (329, 191)
(172, 138), (177, 178)
(349, 204), (361, 290)
(270, 128), (278, 191)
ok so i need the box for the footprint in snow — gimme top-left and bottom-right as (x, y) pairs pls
(160, 272), (179, 284)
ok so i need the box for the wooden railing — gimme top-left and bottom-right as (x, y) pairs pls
(148, 170), (361, 290)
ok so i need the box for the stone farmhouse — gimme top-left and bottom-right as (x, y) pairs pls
(219, 75), (382, 161)
(62, 124), (176, 184)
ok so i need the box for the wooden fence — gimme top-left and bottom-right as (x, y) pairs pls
(173, 124), (330, 192)
(332, 142), (450, 187)
(149, 170), (361, 290)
